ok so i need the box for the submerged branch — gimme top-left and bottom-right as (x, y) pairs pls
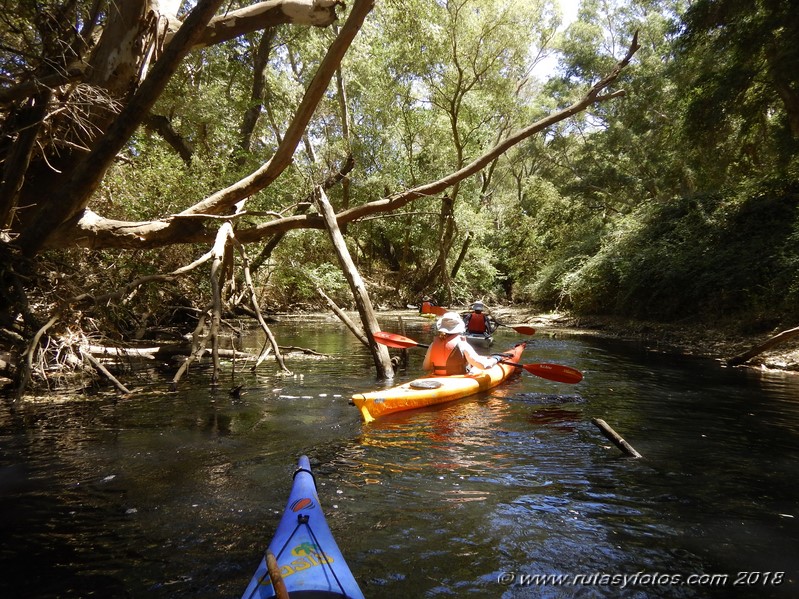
(236, 241), (292, 374)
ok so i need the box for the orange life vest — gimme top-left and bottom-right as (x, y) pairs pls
(428, 334), (468, 375)
(466, 312), (487, 334)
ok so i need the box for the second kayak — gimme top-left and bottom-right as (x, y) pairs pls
(464, 331), (494, 348)
(352, 342), (526, 423)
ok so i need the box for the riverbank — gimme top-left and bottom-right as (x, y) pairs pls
(486, 308), (799, 374)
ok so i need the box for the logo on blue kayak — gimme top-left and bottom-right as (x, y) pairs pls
(259, 544), (335, 586)
(290, 497), (315, 512)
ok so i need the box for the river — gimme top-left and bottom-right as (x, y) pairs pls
(1, 313), (797, 598)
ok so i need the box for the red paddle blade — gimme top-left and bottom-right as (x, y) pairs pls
(524, 363), (583, 384)
(508, 324), (536, 335)
(373, 331), (425, 349)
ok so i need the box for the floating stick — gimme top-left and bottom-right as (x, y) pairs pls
(592, 418), (643, 458)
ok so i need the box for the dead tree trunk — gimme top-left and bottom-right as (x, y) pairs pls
(315, 188), (394, 379)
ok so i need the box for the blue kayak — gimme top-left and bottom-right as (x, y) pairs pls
(241, 456), (365, 599)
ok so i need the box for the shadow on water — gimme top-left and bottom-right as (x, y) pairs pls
(1, 316), (798, 598)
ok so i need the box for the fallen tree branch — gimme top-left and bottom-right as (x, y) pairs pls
(50, 31), (640, 251)
(82, 344), (257, 361)
(317, 287), (369, 347)
(276, 345), (326, 356)
(80, 347), (132, 394)
(209, 222), (235, 384)
(16, 315), (58, 400)
(235, 241), (292, 374)
(592, 418), (643, 458)
(316, 187), (393, 378)
(727, 325), (799, 366)
(172, 306), (212, 390)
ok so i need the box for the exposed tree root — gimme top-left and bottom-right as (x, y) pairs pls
(7, 231), (320, 397)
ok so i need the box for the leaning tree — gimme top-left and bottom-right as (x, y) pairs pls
(0, 0), (638, 395)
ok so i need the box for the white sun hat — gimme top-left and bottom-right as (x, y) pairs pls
(436, 312), (466, 334)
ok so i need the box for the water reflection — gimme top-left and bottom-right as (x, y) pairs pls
(1, 318), (798, 598)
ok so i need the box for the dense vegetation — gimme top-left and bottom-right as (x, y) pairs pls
(1, 0), (798, 391)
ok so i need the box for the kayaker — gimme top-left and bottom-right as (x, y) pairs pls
(419, 297), (438, 315)
(464, 301), (497, 335)
(423, 312), (499, 375)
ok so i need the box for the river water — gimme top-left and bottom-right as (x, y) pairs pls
(1, 313), (797, 598)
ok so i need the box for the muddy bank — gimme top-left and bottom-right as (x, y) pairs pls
(485, 308), (799, 374)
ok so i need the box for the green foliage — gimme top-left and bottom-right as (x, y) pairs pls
(449, 203), (501, 302)
(265, 260), (351, 309)
(16, 0), (799, 338)
(260, 232), (352, 308)
(675, 0), (799, 182)
(101, 143), (221, 220)
(555, 181), (799, 324)
(478, 0), (796, 331)
(495, 174), (604, 305)
(450, 243), (500, 303)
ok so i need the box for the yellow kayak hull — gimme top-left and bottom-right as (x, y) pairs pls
(352, 342), (526, 423)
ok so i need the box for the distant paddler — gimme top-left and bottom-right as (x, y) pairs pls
(463, 301), (498, 335)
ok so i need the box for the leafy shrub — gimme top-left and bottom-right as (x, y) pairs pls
(551, 180), (799, 324)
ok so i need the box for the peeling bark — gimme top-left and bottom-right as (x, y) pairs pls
(87, 1), (156, 93)
(174, 0), (343, 49)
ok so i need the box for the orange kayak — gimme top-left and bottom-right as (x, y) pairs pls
(352, 342), (526, 423)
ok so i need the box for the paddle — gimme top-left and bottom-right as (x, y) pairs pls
(479, 309), (536, 335)
(372, 331), (583, 384)
(493, 321), (536, 336)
